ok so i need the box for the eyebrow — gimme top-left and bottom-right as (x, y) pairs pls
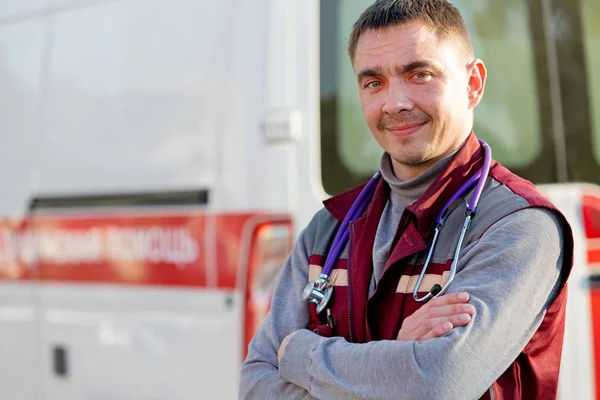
(398, 61), (442, 75)
(356, 66), (385, 83)
(356, 60), (443, 83)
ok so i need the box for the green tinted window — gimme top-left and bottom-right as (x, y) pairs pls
(582, 0), (600, 164)
(320, 0), (544, 194)
(453, 0), (541, 166)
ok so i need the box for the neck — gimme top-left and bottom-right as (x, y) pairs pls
(392, 162), (434, 182)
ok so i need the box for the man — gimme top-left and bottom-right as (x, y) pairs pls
(239, 0), (573, 399)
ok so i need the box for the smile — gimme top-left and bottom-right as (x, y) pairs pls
(386, 121), (427, 137)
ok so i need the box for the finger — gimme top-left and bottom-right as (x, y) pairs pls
(433, 303), (475, 316)
(428, 291), (470, 307)
(413, 313), (472, 341)
(420, 313), (472, 341)
(420, 303), (475, 320)
(421, 321), (453, 341)
(420, 312), (473, 341)
(408, 316), (444, 341)
(413, 293), (469, 318)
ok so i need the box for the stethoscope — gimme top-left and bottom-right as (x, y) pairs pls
(302, 139), (492, 313)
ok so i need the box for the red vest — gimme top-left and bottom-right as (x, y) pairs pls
(307, 134), (574, 399)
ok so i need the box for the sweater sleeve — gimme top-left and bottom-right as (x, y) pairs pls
(238, 212), (324, 400)
(277, 208), (565, 400)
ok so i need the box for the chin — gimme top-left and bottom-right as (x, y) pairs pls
(391, 143), (439, 164)
(389, 152), (430, 167)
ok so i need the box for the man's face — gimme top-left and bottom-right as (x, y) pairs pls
(353, 21), (485, 180)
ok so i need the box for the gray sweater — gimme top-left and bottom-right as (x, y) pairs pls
(239, 153), (564, 400)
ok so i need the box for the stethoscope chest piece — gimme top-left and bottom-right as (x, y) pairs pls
(301, 171), (382, 314)
(302, 277), (334, 314)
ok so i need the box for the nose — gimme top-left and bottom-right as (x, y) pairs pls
(382, 81), (414, 115)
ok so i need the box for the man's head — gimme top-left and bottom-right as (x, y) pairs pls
(349, 0), (487, 181)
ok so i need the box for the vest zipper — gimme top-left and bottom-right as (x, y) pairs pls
(347, 222), (355, 343)
(347, 210), (408, 342)
(488, 385), (496, 400)
(384, 213), (409, 269)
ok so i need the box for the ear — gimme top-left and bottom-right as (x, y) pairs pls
(466, 59), (487, 109)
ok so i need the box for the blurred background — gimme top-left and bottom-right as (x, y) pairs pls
(0, 0), (600, 398)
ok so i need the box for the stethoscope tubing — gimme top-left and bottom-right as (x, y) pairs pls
(321, 171), (380, 278)
(303, 139), (492, 311)
(414, 139), (492, 302)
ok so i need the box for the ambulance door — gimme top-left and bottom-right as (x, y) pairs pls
(33, 0), (241, 398)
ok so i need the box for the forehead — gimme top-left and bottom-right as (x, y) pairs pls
(353, 21), (461, 72)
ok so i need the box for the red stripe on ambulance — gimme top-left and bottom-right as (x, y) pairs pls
(0, 214), (208, 286)
(0, 211), (293, 361)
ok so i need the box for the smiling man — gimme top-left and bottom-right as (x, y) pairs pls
(239, 1), (573, 399)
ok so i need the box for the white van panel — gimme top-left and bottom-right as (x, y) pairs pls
(0, 0), (47, 19)
(0, 18), (46, 214)
(39, 284), (242, 400)
(0, 283), (41, 400)
(34, 0), (232, 196)
(211, 0), (297, 214)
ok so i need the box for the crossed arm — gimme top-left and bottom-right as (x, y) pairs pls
(238, 208), (564, 400)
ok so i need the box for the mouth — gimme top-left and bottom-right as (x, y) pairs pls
(385, 121), (427, 137)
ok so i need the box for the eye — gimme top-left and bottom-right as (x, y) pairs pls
(366, 81), (382, 89)
(412, 71), (432, 81)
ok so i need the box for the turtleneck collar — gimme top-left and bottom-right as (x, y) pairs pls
(379, 144), (462, 206)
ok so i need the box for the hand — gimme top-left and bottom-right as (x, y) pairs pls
(278, 330), (300, 363)
(396, 292), (475, 342)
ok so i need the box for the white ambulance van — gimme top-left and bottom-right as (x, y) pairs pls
(1, 0), (600, 399)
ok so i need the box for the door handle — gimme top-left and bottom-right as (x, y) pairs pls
(52, 345), (68, 378)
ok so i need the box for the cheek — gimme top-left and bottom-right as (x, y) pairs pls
(360, 95), (383, 127)
(416, 85), (462, 120)
(407, 85), (441, 113)
(444, 82), (470, 109)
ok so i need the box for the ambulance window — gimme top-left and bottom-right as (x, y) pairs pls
(320, 1), (547, 195)
(582, 0), (600, 167)
(451, 0), (542, 167)
(551, 0), (600, 184)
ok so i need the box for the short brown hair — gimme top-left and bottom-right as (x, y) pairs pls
(348, 0), (473, 61)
